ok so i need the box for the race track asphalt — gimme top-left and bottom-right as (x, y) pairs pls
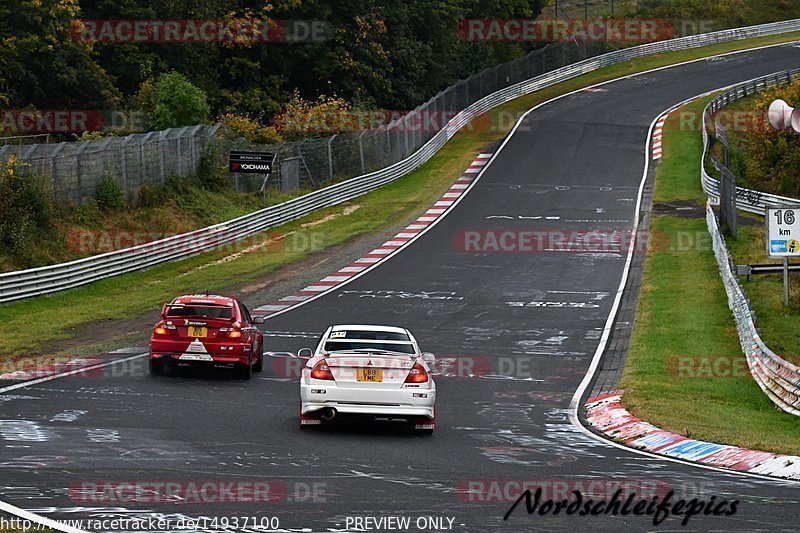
(2, 43), (800, 533)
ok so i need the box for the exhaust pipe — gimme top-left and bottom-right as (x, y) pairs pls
(320, 407), (337, 421)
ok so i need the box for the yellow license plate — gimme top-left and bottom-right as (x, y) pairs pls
(357, 368), (382, 382)
(188, 326), (207, 338)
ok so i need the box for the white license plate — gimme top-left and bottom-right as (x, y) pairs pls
(179, 353), (213, 362)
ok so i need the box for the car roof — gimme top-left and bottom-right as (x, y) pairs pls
(171, 294), (236, 306)
(329, 324), (409, 334)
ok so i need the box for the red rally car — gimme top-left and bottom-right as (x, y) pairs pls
(149, 294), (265, 379)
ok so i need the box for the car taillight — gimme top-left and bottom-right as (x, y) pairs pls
(405, 362), (429, 383)
(227, 330), (242, 338)
(153, 321), (175, 335)
(310, 360), (334, 380)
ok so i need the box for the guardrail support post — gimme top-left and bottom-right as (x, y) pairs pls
(358, 131), (366, 175)
(327, 134), (336, 182)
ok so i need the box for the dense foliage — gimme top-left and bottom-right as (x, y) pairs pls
(724, 81), (800, 199)
(1, 0), (543, 130)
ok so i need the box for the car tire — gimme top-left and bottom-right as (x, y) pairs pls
(149, 359), (163, 375)
(253, 341), (263, 372)
(241, 354), (252, 380)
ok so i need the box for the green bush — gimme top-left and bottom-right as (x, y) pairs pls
(728, 80), (800, 198)
(71, 199), (103, 226)
(95, 173), (126, 212)
(198, 143), (228, 191)
(138, 183), (166, 207)
(0, 156), (54, 256)
(150, 72), (210, 130)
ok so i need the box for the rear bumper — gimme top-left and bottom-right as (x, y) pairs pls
(150, 345), (251, 366)
(300, 381), (435, 419)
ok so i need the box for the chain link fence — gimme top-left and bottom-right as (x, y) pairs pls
(0, 125), (219, 204)
(226, 39), (607, 191)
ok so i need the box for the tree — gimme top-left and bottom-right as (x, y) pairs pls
(0, 0), (118, 110)
(150, 72), (211, 129)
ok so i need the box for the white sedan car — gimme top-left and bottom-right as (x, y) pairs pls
(298, 324), (437, 434)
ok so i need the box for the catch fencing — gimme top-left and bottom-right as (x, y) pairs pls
(0, 125), (220, 204)
(2, 19), (800, 303)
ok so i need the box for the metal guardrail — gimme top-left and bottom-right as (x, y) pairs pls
(700, 67), (800, 415)
(3, 20), (800, 304)
(707, 204), (800, 415)
(701, 68), (800, 213)
(736, 263), (800, 280)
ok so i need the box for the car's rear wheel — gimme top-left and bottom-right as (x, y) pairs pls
(241, 354), (252, 380)
(253, 341), (263, 372)
(149, 358), (163, 375)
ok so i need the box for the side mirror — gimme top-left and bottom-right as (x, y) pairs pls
(297, 348), (313, 358)
(253, 316), (266, 324)
(422, 352), (436, 365)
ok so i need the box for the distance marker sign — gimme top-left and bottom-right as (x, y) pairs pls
(228, 151), (274, 174)
(766, 207), (800, 257)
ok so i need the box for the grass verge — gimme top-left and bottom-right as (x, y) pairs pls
(2, 31), (800, 359)
(620, 97), (800, 455)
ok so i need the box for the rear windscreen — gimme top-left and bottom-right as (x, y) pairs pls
(166, 305), (233, 319)
(323, 340), (415, 354)
(329, 330), (410, 341)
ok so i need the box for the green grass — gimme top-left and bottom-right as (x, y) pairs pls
(620, 97), (800, 456)
(2, 31), (800, 359)
(706, 77), (800, 362)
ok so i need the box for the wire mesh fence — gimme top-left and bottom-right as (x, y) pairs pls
(0, 125), (219, 204)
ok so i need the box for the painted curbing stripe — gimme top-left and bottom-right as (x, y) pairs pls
(280, 295), (313, 301)
(585, 392), (800, 480)
(247, 153), (494, 322)
(255, 304), (291, 311)
(476, 153), (492, 159)
(339, 266), (367, 273)
(321, 275), (350, 282)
